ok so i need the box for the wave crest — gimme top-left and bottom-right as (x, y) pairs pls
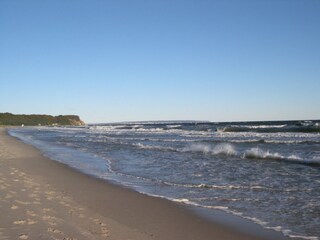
(181, 144), (320, 166)
(243, 148), (287, 160)
(182, 143), (236, 156)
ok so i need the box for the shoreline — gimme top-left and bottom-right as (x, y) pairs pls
(1, 127), (291, 240)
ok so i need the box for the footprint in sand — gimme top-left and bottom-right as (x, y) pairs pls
(15, 200), (32, 206)
(42, 215), (61, 226)
(13, 220), (27, 225)
(47, 227), (67, 239)
(91, 218), (110, 237)
(11, 205), (18, 210)
(47, 228), (64, 234)
(45, 192), (57, 201)
(26, 210), (37, 217)
(27, 219), (37, 225)
(17, 172), (26, 177)
(42, 208), (54, 213)
(45, 191), (57, 196)
(18, 234), (28, 239)
(59, 201), (71, 207)
(13, 219), (37, 225)
(28, 193), (39, 198)
(42, 215), (58, 221)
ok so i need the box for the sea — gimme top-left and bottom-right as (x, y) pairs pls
(8, 120), (320, 240)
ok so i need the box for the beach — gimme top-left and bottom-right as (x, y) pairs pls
(0, 127), (291, 240)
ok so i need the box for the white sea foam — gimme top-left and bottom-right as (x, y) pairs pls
(133, 142), (176, 151)
(243, 148), (284, 160)
(181, 143), (236, 156)
(136, 127), (164, 132)
(242, 148), (302, 161)
(161, 181), (246, 190)
(171, 198), (229, 210)
(286, 235), (318, 240)
(166, 124), (182, 128)
(179, 143), (315, 166)
(172, 198), (191, 203)
(281, 230), (319, 240)
(263, 139), (320, 144)
(236, 124), (287, 129)
(89, 124), (213, 138)
(217, 127), (227, 133)
(312, 156), (320, 160)
(216, 131), (319, 138)
(171, 196), (319, 240)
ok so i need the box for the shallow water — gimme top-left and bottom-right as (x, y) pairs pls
(9, 120), (320, 239)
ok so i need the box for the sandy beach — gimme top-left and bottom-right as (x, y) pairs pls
(0, 128), (290, 240)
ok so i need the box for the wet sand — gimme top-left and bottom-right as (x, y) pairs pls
(0, 128), (290, 240)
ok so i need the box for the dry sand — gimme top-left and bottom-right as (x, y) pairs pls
(0, 128), (290, 240)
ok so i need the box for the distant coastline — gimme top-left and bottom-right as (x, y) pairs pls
(0, 112), (85, 126)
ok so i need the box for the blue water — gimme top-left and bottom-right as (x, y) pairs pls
(9, 120), (320, 240)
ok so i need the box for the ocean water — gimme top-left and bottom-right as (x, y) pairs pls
(9, 120), (320, 240)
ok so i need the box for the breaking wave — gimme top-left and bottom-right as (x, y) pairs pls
(180, 143), (320, 166)
(243, 148), (300, 161)
(130, 141), (320, 166)
(242, 148), (320, 166)
(181, 143), (236, 156)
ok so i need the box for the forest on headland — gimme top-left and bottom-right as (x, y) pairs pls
(0, 113), (85, 126)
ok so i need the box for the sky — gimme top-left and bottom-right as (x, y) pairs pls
(0, 0), (319, 123)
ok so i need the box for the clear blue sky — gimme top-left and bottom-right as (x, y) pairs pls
(1, 0), (319, 123)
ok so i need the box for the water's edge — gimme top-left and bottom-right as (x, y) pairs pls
(7, 128), (290, 240)
(7, 121), (320, 240)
